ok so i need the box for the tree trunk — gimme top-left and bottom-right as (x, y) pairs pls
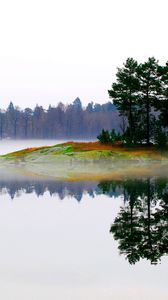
(129, 101), (133, 141)
(146, 89), (150, 145)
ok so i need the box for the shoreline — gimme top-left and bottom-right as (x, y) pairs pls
(0, 141), (168, 180)
(1, 141), (168, 162)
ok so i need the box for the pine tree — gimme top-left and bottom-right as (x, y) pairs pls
(108, 58), (139, 143)
(137, 57), (161, 145)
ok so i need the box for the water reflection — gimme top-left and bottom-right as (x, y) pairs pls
(0, 179), (99, 201)
(104, 178), (168, 265)
(0, 175), (168, 265)
(0, 176), (123, 200)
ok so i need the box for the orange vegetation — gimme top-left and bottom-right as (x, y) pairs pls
(6, 146), (50, 157)
(4, 141), (165, 160)
(65, 141), (161, 157)
(65, 141), (121, 151)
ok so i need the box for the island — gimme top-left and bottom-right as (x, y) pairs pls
(1, 141), (168, 181)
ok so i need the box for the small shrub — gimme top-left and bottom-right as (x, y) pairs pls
(97, 128), (122, 145)
(110, 129), (122, 144)
(97, 129), (110, 143)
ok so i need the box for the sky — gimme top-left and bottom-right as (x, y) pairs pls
(0, 0), (168, 109)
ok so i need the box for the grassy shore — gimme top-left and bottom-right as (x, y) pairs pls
(1, 141), (168, 161)
(1, 141), (168, 180)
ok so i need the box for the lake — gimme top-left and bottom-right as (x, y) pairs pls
(0, 140), (167, 300)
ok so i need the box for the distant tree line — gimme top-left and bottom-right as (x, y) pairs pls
(0, 98), (119, 139)
(98, 57), (168, 147)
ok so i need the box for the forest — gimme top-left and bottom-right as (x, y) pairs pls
(1, 57), (168, 144)
(0, 98), (119, 139)
(106, 57), (168, 146)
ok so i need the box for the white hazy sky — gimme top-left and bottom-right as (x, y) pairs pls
(0, 0), (168, 109)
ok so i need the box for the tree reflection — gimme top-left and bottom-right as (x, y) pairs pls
(1, 174), (168, 265)
(99, 178), (168, 264)
(0, 179), (99, 201)
(0, 177), (121, 200)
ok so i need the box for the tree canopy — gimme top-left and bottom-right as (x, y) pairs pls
(108, 57), (168, 146)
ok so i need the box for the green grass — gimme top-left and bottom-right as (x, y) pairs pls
(1, 141), (168, 162)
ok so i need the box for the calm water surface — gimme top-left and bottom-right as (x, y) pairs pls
(0, 141), (167, 299)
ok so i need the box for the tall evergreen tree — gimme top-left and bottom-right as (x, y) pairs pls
(136, 57), (161, 145)
(108, 58), (139, 143)
(156, 63), (168, 128)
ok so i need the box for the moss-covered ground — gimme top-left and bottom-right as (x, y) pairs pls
(1, 141), (168, 180)
(1, 141), (168, 161)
